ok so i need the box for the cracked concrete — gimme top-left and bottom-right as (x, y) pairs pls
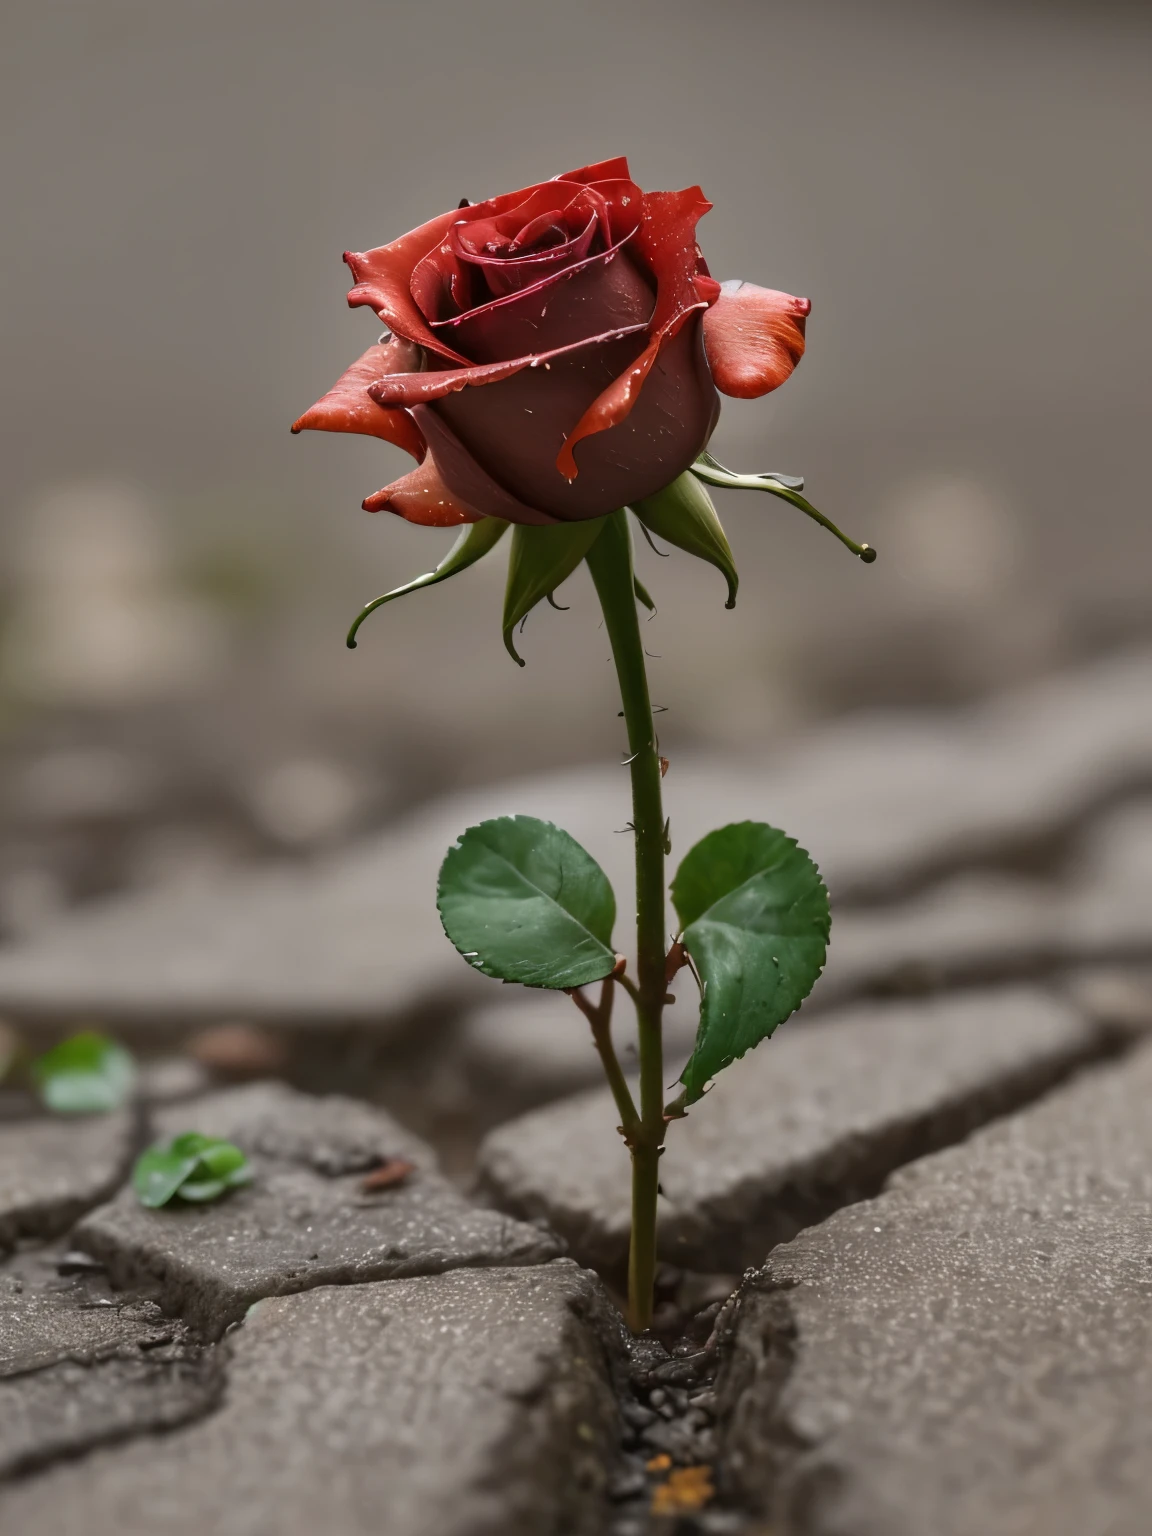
(0, 1246), (223, 1478)
(0, 1262), (627, 1536)
(714, 1040), (1152, 1536)
(477, 987), (1133, 1273)
(74, 1083), (562, 1334)
(0, 1109), (137, 1249)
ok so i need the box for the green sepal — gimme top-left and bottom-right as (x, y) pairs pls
(633, 574), (656, 612)
(630, 472), (738, 608)
(437, 815), (617, 989)
(671, 822), (830, 1106)
(347, 518), (509, 648)
(502, 519), (608, 664)
(691, 453), (876, 563)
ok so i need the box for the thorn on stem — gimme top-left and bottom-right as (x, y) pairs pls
(659, 756), (670, 778)
(664, 940), (688, 985)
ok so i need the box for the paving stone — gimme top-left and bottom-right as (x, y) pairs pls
(0, 1262), (627, 1536)
(821, 799), (1152, 1007)
(74, 1083), (561, 1333)
(476, 987), (1122, 1273)
(0, 1248), (222, 1477)
(0, 1109), (136, 1248)
(0, 649), (1151, 1029)
(457, 993), (610, 1112)
(456, 990), (701, 1122)
(714, 1040), (1152, 1536)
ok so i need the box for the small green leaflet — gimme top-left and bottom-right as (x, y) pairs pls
(30, 1032), (136, 1114)
(438, 815), (617, 989)
(671, 822), (830, 1105)
(133, 1132), (253, 1208)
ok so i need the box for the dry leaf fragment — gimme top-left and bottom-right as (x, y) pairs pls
(360, 1158), (416, 1192)
(650, 1464), (714, 1515)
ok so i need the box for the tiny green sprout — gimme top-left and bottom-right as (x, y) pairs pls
(30, 1031), (136, 1115)
(133, 1132), (253, 1209)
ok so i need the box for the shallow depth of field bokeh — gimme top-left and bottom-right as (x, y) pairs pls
(0, 0), (1148, 934)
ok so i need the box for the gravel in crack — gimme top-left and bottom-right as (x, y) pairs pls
(608, 1269), (743, 1536)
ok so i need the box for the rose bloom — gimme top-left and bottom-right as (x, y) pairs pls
(293, 156), (809, 526)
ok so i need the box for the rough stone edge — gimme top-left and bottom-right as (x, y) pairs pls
(73, 1203), (563, 1338)
(661, 999), (1133, 1272)
(0, 1349), (229, 1483)
(477, 991), (1138, 1276)
(0, 1107), (143, 1251)
(460, 1260), (632, 1535)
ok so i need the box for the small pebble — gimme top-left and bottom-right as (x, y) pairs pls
(606, 1468), (647, 1503)
(56, 1251), (106, 1276)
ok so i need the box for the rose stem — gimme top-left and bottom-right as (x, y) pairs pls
(586, 509), (668, 1332)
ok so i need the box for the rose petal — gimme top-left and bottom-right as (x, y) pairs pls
(362, 452), (485, 527)
(291, 338), (427, 462)
(438, 244), (654, 369)
(346, 212), (474, 364)
(430, 206), (647, 359)
(366, 321), (650, 410)
(351, 167), (641, 346)
(451, 207), (600, 299)
(413, 180), (641, 321)
(414, 408), (559, 526)
(555, 186), (717, 479)
(554, 156), (632, 185)
(422, 317), (716, 523)
(702, 281), (810, 398)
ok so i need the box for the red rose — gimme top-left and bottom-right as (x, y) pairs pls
(293, 156), (810, 527)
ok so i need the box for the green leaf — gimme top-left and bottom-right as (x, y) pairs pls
(502, 519), (607, 664)
(347, 518), (509, 647)
(438, 815), (617, 989)
(133, 1134), (253, 1208)
(31, 1032), (136, 1115)
(630, 472), (738, 608)
(133, 1147), (203, 1208)
(671, 822), (830, 1105)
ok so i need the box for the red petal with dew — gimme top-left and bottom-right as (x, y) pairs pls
(555, 187), (717, 479)
(702, 282), (810, 398)
(345, 211), (473, 363)
(291, 338), (427, 462)
(347, 166), (638, 358)
(361, 453), (485, 527)
(366, 321), (650, 410)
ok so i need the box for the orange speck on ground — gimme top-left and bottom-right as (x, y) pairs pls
(650, 1464), (715, 1516)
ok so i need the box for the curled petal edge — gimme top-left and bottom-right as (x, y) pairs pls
(366, 322), (650, 410)
(702, 282), (810, 400)
(556, 187), (718, 480)
(362, 454), (486, 527)
(292, 338), (427, 463)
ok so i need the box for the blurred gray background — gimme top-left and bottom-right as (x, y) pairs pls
(0, 0), (1148, 928)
